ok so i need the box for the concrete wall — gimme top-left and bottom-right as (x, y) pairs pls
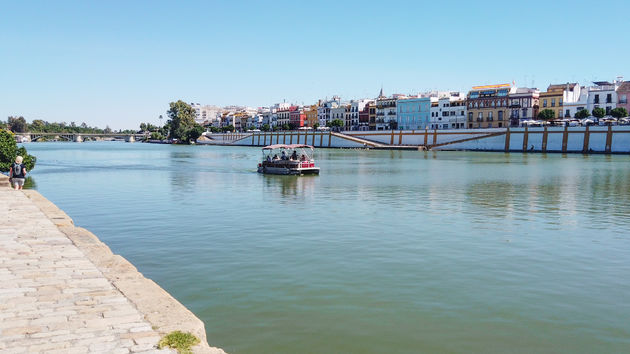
(208, 127), (630, 153)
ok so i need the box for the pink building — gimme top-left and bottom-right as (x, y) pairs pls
(617, 81), (630, 113)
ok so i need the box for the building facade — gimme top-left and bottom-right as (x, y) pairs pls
(368, 102), (377, 130)
(397, 97), (431, 130)
(587, 81), (619, 115)
(276, 107), (291, 127)
(305, 104), (319, 127)
(375, 97), (397, 130)
(507, 88), (539, 126)
(467, 84), (515, 129)
(289, 106), (306, 128)
(317, 97), (340, 127)
(617, 81), (630, 113)
(428, 93), (466, 130)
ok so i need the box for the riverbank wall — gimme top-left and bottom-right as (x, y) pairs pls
(0, 175), (225, 354)
(203, 126), (630, 153)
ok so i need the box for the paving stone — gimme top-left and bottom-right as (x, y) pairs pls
(0, 189), (175, 354)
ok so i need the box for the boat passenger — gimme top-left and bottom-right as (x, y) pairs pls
(272, 154), (280, 161)
(266, 155), (271, 162)
(300, 154), (307, 161)
(281, 151), (287, 160)
(291, 151), (298, 160)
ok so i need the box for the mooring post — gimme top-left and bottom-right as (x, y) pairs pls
(582, 125), (590, 153)
(504, 127), (511, 152)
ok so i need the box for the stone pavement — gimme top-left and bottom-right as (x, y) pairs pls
(0, 180), (223, 354)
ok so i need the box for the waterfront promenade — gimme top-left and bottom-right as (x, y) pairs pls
(0, 176), (224, 353)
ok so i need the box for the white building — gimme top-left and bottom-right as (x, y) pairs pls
(587, 81), (621, 116)
(429, 92), (467, 130)
(346, 99), (371, 130)
(317, 97), (341, 127)
(190, 103), (202, 122)
(330, 105), (347, 127)
(375, 96), (397, 130)
(561, 84), (589, 118)
(198, 105), (223, 126)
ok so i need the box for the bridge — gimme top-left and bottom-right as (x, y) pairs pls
(19, 132), (148, 143)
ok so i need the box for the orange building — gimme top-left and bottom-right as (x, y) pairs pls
(305, 104), (319, 127)
(467, 83), (515, 128)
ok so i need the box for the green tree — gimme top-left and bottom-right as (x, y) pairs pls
(0, 130), (36, 172)
(139, 123), (147, 131)
(221, 125), (234, 133)
(575, 109), (590, 119)
(592, 107), (606, 119)
(313, 122), (320, 130)
(30, 119), (46, 132)
(282, 124), (290, 130)
(610, 107), (628, 119)
(537, 109), (555, 120)
(166, 100), (197, 142)
(261, 124), (270, 132)
(8, 116), (27, 133)
(329, 119), (344, 128)
(184, 124), (204, 143)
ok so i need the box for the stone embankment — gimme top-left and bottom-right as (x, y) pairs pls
(0, 175), (226, 354)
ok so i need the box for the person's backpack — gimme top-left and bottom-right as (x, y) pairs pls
(11, 163), (23, 178)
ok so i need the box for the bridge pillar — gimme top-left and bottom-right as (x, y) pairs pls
(126, 135), (135, 143)
(74, 135), (83, 143)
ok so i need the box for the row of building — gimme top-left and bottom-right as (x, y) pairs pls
(191, 78), (630, 131)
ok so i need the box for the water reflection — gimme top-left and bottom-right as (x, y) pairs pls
(262, 175), (316, 200)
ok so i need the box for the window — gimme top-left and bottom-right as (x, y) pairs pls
(551, 98), (556, 107)
(522, 108), (527, 117)
(594, 94), (599, 104)
(468, 112), (473, 122)
(621, 95), (628, 104)
(543, 99), (547, 107)
(606, 106), (611, 114)
(488, 112), (493, 121)
(498, 111), (503, 121)
(606, 94), (612, 103)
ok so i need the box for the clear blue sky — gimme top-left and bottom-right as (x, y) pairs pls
(1, 0), (628, 129)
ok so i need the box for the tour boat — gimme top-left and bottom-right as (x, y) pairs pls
(257, 144), (320, 175)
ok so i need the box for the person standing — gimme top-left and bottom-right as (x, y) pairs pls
(9, 156), (26, 190)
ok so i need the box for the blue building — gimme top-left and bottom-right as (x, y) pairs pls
(396, 97), (431, 130)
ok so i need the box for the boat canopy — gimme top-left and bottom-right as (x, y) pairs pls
(262, 144), (314, 150)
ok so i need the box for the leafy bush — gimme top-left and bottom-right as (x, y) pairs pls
(0, 129), (36, 172)
(158, 331), (200, 354)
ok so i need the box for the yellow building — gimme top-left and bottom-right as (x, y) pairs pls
(467, 83), (514, 129)
(305, 104), (319, 127)
(539, 84), (567, 119)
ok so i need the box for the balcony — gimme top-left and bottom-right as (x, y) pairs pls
(476, 118), (483, 122)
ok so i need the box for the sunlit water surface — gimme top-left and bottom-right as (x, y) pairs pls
(24, 142), (630, 353)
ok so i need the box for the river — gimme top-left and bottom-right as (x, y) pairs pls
(24, 142), (630, 353)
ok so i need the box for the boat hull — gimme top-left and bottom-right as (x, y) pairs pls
(257, 166), (320, 175)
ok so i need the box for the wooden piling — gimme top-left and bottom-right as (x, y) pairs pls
(605, 125), (613, 153)
(522, 125), (529, 152)
(542, 126), (548, 152)
(562, 125), (568, 152)
(582, 125), (590, 153)
(504, 127), (510, 152)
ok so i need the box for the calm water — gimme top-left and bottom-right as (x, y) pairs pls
(24, 142), (630, 353)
